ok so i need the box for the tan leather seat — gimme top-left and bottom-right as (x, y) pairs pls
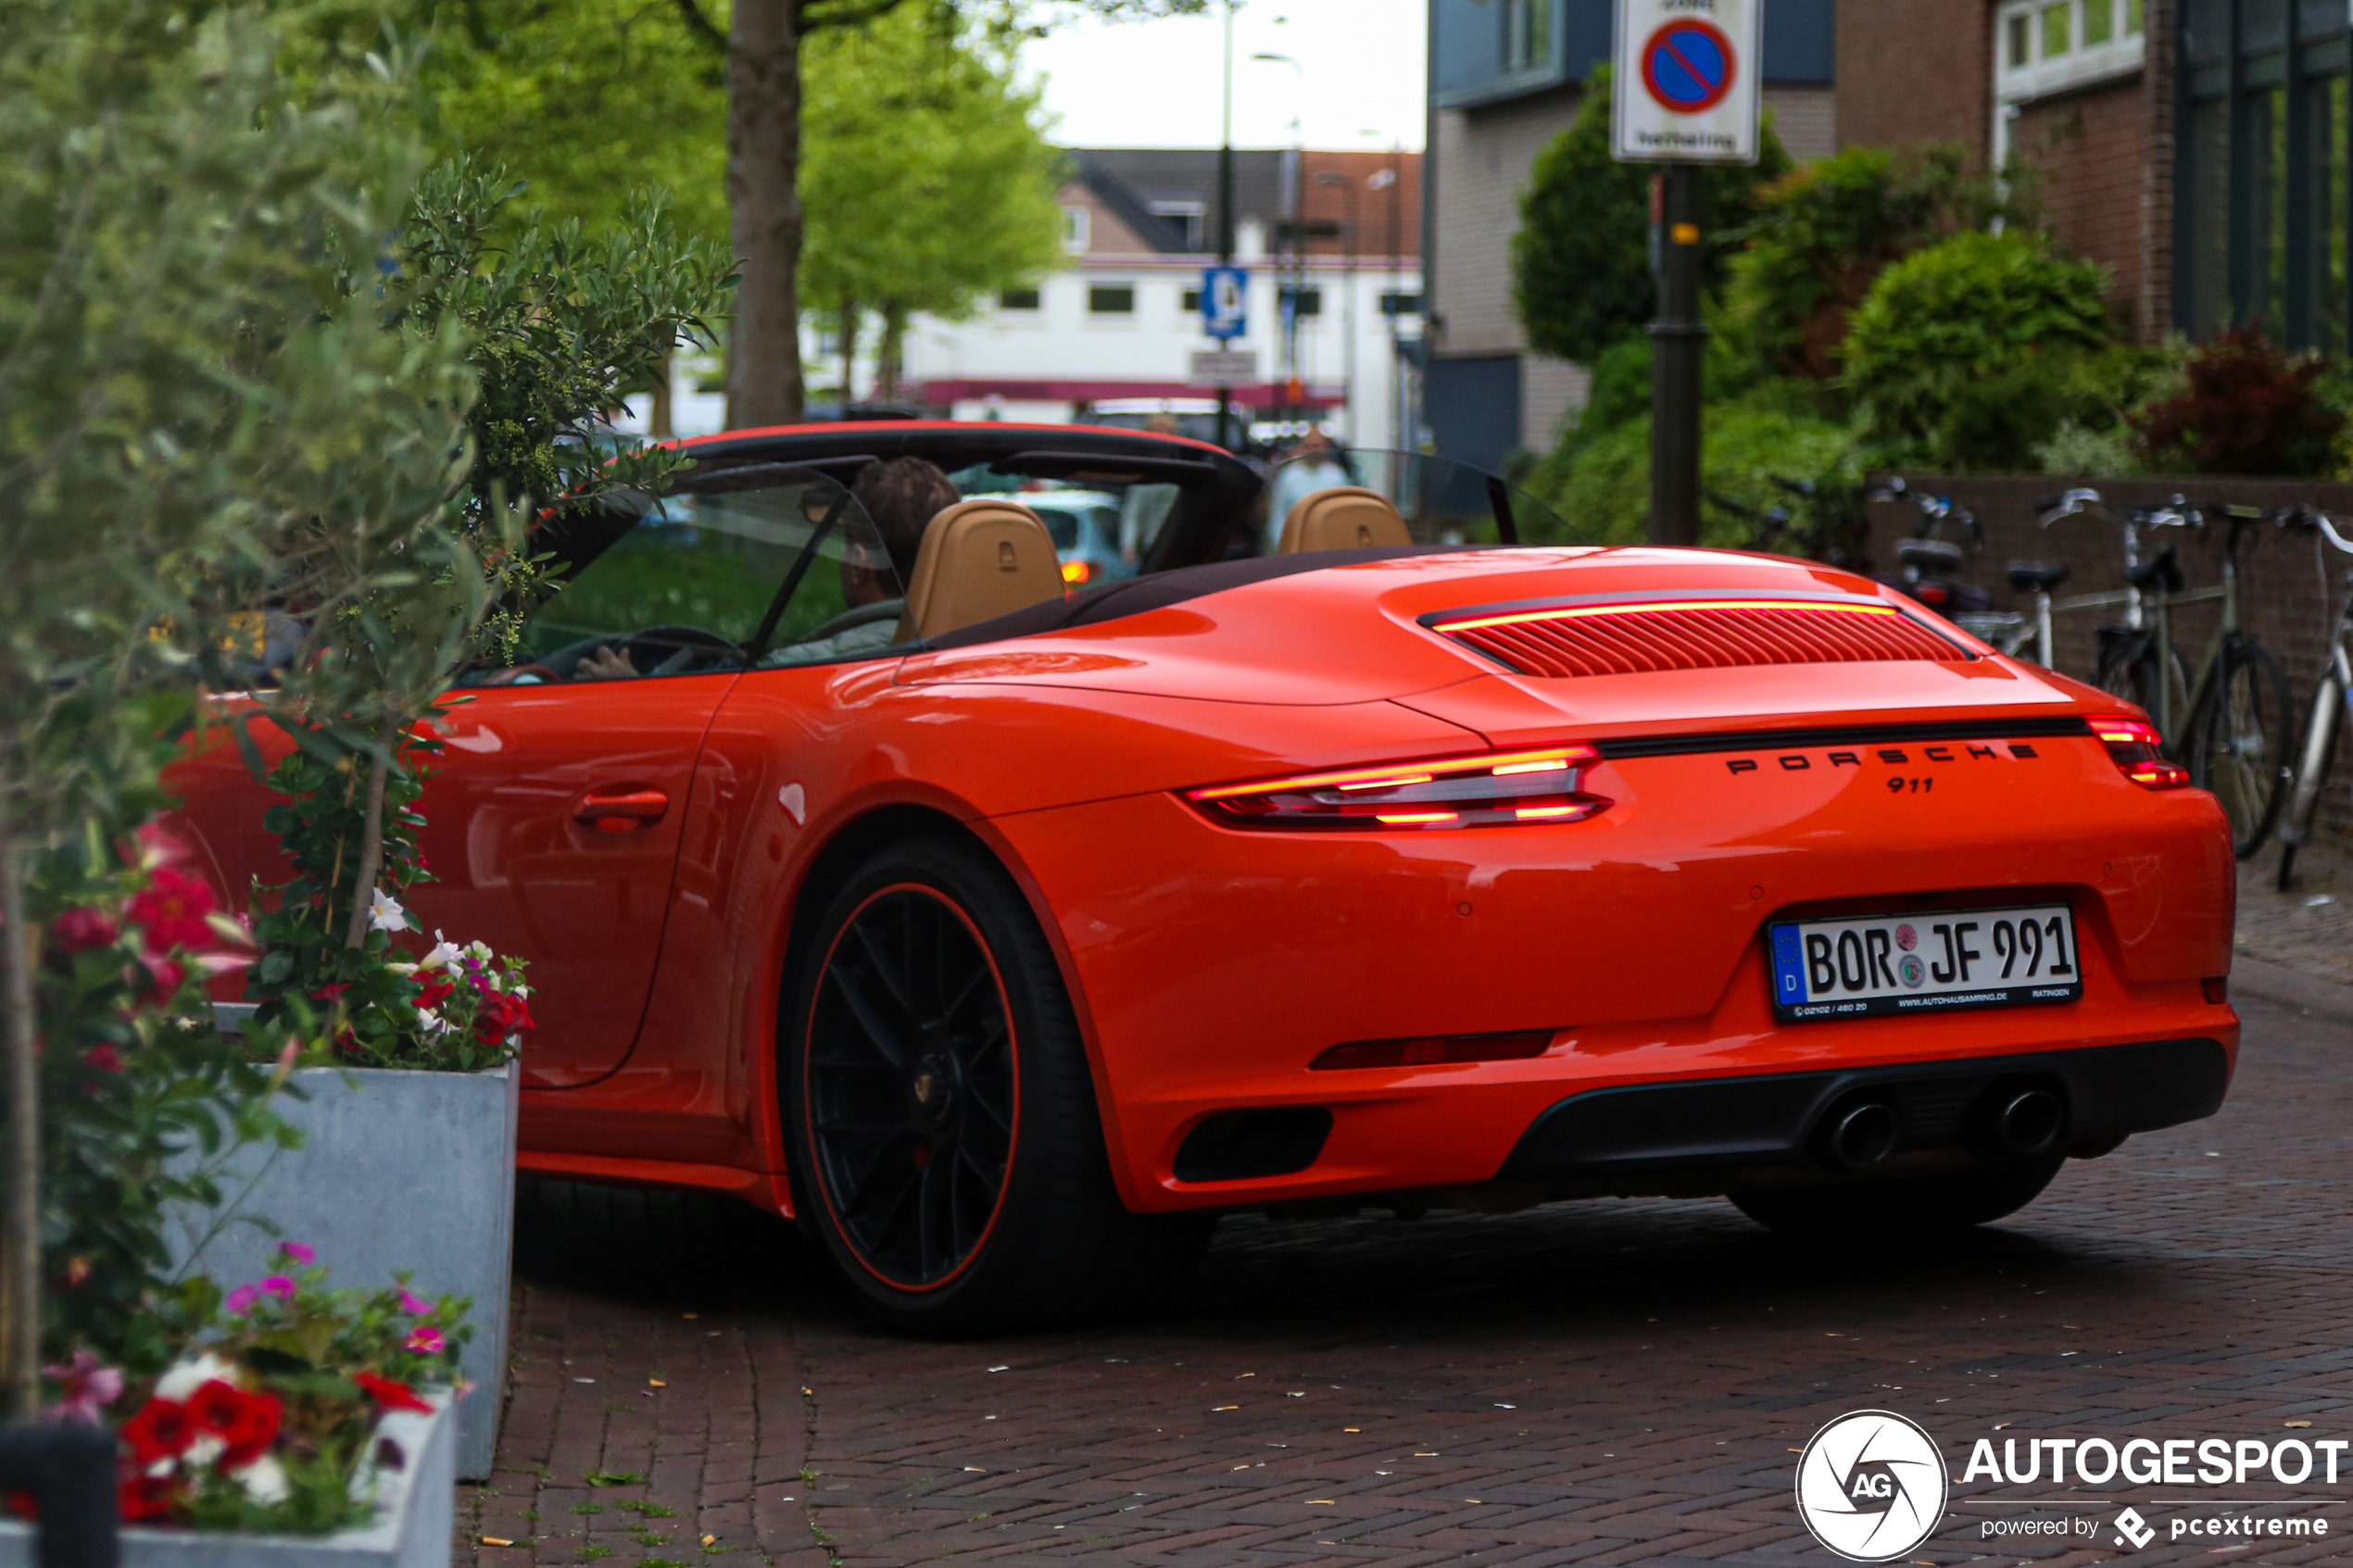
(1277, 486), (1414, 553)
(892, 499), (1066, 642)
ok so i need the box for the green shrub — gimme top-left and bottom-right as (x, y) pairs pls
(1727, 144), (2032, 379)
(1525, 392), (1855, 546)
(1512, 65), (1790, 364)
(1843, 232), (2111, 468)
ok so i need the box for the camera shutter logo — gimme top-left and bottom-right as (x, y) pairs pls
(1794, 1411), (1948, 1562)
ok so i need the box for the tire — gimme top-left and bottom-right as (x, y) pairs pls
(2094, 632), (2179, 721)
(2276, 673), (2345, 892)
(1730, 1155), (2064, 1240)
(785, 831), (1212, 1336)
(2188, 639), (2295, 859)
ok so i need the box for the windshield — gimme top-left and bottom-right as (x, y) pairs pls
(1266, 448), (1573, 555)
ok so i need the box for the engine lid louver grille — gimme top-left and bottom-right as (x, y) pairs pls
(1423, 595), (1974, 680)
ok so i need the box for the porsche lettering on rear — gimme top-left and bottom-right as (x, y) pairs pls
(1724, 742), (2042, 775)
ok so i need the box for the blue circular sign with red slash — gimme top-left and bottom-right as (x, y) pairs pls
(1641, 19), (1736, 114)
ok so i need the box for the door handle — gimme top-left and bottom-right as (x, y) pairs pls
(574, 788), (669, 831)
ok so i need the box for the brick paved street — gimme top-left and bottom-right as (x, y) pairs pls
(460, 993), (2352, 1568)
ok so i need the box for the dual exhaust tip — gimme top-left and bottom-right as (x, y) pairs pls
(1818, 1086), (2066, 1172)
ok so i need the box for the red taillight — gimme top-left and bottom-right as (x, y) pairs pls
(1061, 558), (1092, 585)
(1311, 1028), (1557, 1071)
(2090, 716), (2191, 790)
(1184, 746), (1609, 831)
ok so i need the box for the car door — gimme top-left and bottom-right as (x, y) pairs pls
(411, 677), (734, 1087)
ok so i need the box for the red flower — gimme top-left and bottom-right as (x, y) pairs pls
(133, 958), (185, 1006)
(311, 983), (350, 1004)
(472, 988), (534, 1044)
(116, 1473), (180, 1523)
(50, 907), (119, 953)
(187, 1380), (283, 1469)
(82, 1045), (124, 1075)
(351, 1371), (434, 1415)
(415, 973), (457, 1011)
(123, 868), (217, 956)
(121, 1397), (195, 1465)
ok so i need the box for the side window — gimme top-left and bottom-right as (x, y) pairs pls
(517, 465), (894, 680)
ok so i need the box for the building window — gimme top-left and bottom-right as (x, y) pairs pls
(1149, 200), (1207, 252)
(2007, 11), (2031, 67)
(1282, 286), (1323, 318)
(1063, 207), (1091, 255)
(1380, 292), (1423, 318)
(1088, 284), (1136, 316)
(1181, 288), (1203, 312)
(2082, 0), (2112, 44)
(2039, 2), (2070, 56)
(999, 287), (1041, 312)
(1503, 0), (1552, 71)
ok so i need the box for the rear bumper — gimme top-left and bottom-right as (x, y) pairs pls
(1499, 1037), (2229, 1183)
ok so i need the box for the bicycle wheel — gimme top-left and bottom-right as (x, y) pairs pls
(2188, 638), (2295, 859)
(2276, 670), (2346, 891)
(2095, 632), (2183, 727)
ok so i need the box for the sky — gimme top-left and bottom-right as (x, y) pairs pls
(1023, 0), (1428, 153)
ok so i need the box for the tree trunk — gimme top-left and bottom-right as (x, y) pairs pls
(878, 301), (908, 403)
(0, 821), (41, 1423)
(838, 300), (860, 409)
(724, 0), (806, 430)
(341, 716), (400, 950)
(649, 351), (674, 439)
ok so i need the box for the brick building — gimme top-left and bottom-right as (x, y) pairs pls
(1426, 0), (2353, 465)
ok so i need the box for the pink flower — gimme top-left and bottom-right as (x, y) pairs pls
(278, 1242), (316, 1265)
(224, 1284), (259, 1316)
(81, 1045), (124, 1075)
(258, 1275), (295, 1299)
(39, 1351), (123, 1426)
(132, 821), (193, 870)
(50, 907), (119, 953)
(133, 957), (186, 1006)
(397, 1289), (433, 1315)
(403, 1326), (445, 1355)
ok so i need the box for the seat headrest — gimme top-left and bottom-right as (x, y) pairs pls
(1277, 486), (1414, 554)
(893, 499), (1067, 643)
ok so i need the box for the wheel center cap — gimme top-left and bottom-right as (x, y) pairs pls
(909, 1047), (961, 1128)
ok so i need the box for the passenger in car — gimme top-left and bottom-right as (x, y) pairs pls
(761, 457), (961, 666)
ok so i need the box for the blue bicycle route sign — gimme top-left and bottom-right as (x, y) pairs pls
(1200, 266), (1248, 344)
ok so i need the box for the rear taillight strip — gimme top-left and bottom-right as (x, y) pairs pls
(1184, 745), (1610, 832)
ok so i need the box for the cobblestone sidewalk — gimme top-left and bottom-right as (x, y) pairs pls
(459, 993), (2349, 1568)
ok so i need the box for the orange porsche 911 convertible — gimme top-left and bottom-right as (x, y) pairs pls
(170, 421), (2237, 1333)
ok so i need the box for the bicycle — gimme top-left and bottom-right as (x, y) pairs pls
(2070, 494), (2293, 859)
(2273, 504), (2353, 890)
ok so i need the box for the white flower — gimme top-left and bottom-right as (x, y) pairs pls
(233, 1454), (289, 1505)
(416, 1010), (452, 1035)
(154, 1351), (239, 1403)
(464, 940), (493, 963)
(418, 932), (462, 971)
(183, 1434), (225, 1470)
(368, 888), (412, 934)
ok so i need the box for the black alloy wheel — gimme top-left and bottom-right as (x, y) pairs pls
(787, 831), (1213, 1335)
(804, 884), (1017, 1289)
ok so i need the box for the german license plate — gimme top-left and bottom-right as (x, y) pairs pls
(1768, 904), (2082, 1022)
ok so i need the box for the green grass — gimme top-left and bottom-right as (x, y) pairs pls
(620, 1500), (678, 1518)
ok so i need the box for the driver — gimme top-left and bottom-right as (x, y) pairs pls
(757, 457), (959, 666)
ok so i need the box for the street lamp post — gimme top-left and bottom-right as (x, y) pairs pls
(1314, 169), (1360, 445)
(1251, 49), (1303, 432)
(1214, 0), (1236, 450)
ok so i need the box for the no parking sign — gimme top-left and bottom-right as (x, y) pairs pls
(1611, 0), (1763, 164)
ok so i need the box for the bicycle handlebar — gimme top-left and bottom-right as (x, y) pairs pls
(2277, 504), (2353, 556)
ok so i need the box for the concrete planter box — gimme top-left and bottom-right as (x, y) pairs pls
(0, 1389), (454, 1567)
(175, 1017), (517, 1480)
